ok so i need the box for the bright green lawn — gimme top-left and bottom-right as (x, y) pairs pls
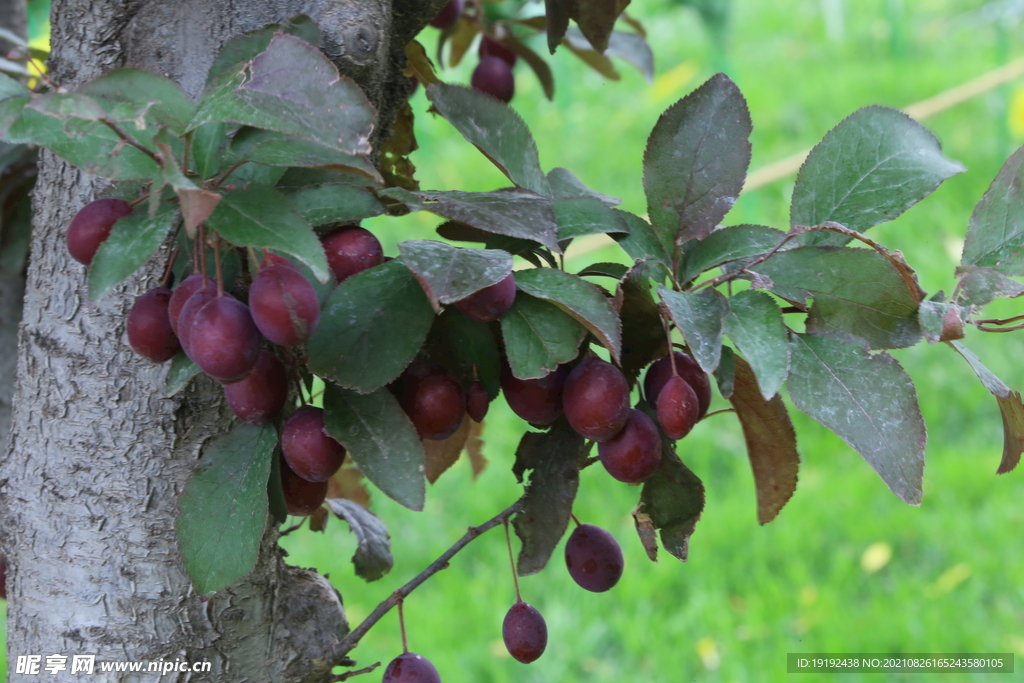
(9, 1), (1024, 681)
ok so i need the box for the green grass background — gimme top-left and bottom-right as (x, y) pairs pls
(9, 0), (1024, 681)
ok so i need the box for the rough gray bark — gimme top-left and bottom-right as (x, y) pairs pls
(2, 1), (447, 681)
(0, 0), (27, 480)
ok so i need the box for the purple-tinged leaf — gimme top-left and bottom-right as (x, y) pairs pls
(955, 265), (1024, 307)
(677, 224), (785, 285)
(962, 145), (1024, 275)
(643, 73), (752, 247)
(638, 445), (704, 562)
(658, 286), (729, 373)
(571, 0), (631, 54)
(729, 356), (799, 524)
(724, 290), (789, 400)
(562, 28), (620, 79)
(948, 340), (1024, 474)
(553, 196), (629, 240)
(397, 239), (512, 307)
(501, 293), (587, 380)
(324, 498), (394, 582)
(613, 209), (673, 270)
(88, 201), (177, 303)
(545, 0), (572, 53)
(793, 106), (964, 247)
(604, 29), (654, 82)
(205, 15), (320, 85)
(917, 301), (967, 344)
(787, 333), (925, 505)
(617, 261), (668, 386)
(547, 167), (620, 206)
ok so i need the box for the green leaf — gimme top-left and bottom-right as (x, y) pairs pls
(88, 202), (177, 302)
(961, 145), (1024, 275)
(323, 383), (425, 511)
(226, 127), (382, 183)
(0, 72), (29, 100)
(723, 290), (789, 400)
(955, 265), (1024, 307)
(425, 83), (549, 195)
(308, 260), (435, 393)
(787, 333), (925, 505)
(578, 262), (629, 279)
(570, 0), (630, 54)
(545, 0), (572, 53)
(604, 30), (654, 83)
(205, 184), (329, 283)
(166, 352), (201, 397)
(0, 94), (29, 138)
(280, 182), (385, 225)
(7, 106), (159, 180)
(175, 423), (276, 595)
(612, 209), (673, 271)
(324, 498), (394, 581)
(190, 34), (375, 158)
(618, 262), (669, 386)
(553, 196), (629, 241)
(638, 445), (705, 562)
(658, 287), (729, 373)
(728, 356), (799, 524)
(189, 122), (231, 179)
(206, 15), (320, 85)
(677, 224), (786, 285)
(643, 73), (752, 246)
(500, 293), (587, 380)
(546, 167), (620, 206)
(512, 421), (588, 575)
(514, 268), (622, 362)
(435, 309), (502, 399)
(380, 186), (560, 253)
(715, 345), (736, 399)
(754, 246), (922, 349)
(948, 340), (1024, 474)
(792, 106), (964, 247)
(79, 68), (195, 134)
(397, 240), (513, 307)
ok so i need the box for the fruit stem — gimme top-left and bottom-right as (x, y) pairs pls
(213, 236), (224, 297)
(397, 598), (408, 654)
(333, 496), (524, 657)
(503, 518), (522, 603)
(663, 318), (679, 378)
(127, 192), (151, 208)
(160, 247), (179, 289)
(570, 512), (582, 527)
(198, 224), (209, 286)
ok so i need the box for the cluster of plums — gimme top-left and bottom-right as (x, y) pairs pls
(430, 0), (517, 104)
(383, 521), (625, 681)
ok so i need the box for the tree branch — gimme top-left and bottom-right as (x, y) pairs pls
(334, 496), (524, 657)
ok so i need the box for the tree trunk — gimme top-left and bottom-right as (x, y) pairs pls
(2, 1), (446, 680)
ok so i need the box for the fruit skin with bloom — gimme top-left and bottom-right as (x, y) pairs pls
(428, 0), (462, 29)
(454, 273), (516, 322)
(381, 652), (442, 683)
(598, 409), (662, 483)
(471, 55), (515, 103)
(502, 601), (548, 663)
(320, 226), (384, 283)
(65, 198), (133, 265)
(564, 524), (624, 592)
(562, 357), (630, 442)
(644, 351), (713, 418)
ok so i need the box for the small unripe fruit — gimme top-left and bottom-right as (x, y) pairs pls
(471, 56), (515, 103)
(502, 601), (547, 664)
(66, 198), (133, 265)
(249, 264), (320, 346)
(644, 351), (712, 418)
(562, 357), (630, 442)
(598, 409), (662, 483)
(565, 524), (624, 592)
(188, 296), (263, 383)
(466, 380), (489, 422)
(657, 376), (700, 440)
(126, 287), (180, 362)
(429, 0), (462, 29)
(321, 226), (384, 283)
(168, 274), (208, 337)
(282, 406), (346, 482)
(381, 652), (441, 683)
(224, 350), (288, 424)
(500, 363), (568, 425)
(280, 457), (328, 517)
(454, 273), (516, 322)
(397, 365), (466, 440)
(479, 35), (517, 67)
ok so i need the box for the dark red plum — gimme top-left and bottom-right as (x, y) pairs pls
(66, 198), (133, 265)
(562, 357), (630, 442)
(188, 296), (262, 383)
(471, 56), (515, 103)
(428, 0), (462, 28)
(282, 406), (346, 482)
(500, 363), (568, 425)
(223, 350), (288, 424)
(644, 351), (712, 418)
(249, 264), (320, 346)
(280, 457), (328, 517)
(502, 601), (547, 664)
(175, 281), (218, 356)
(598, 409), (662, 483)
(466, 380), (489, 423)
(397, 365), (466, 440)
(565, 524), (624, 592)
(657, 375), (700, 440)
(382, 652), (441, 683)
(321, 226), (384, 283)
(168, 274), (208, 337)
(126, 287), (180, 362)
(454, 273), (516, 322)
(479, 35), (517, 66)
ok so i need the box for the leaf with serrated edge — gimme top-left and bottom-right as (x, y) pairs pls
(754, 246), (922, 350)
(88, 202), (177, 302)
(325, 498), (394, 581)
(308, 260), (435, 393)
(426, 83), (549, 195)
(571, 0), (630, 54)
(166, 352), (200, 397)
(546, 167), (621, 206)
(677, 224), (786, 285)
(501, 293), (586, 380)
(398, 240), (512, 307)
(724, 290), (789, 400)
(175, 423), (276, 594)
(514, 268), (622, 362)
(948, 340), (1023, 474)
(793, 106), (964, 247)
(955, 265), (1024, 307)
(962, 145), (1024, 275)
(205, 184), (329, 283)
(205, 15), (320, 85)
(323, 383), (425, 511)
(618, 262), (669, 386)
(281, 183), (385, 225)
(643, 73), (752, 247)
(788, 333), (925, 505)
(80, 68), (195, 134)
(613, 209), (672, 270)
(638, 445), (704, 562)
(729, 356), (799, 524)
(512, 421), (587, 575)
(659, 287), (729, 373)
(381, 186), (560, 254)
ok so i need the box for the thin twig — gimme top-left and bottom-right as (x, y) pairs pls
(277, 518), (305, 537)
(211, 159), (251, 187)
(701, 408), (736, 419)
(975, 314), (1024, 326)
(977, 322), (1024, 333)
(334, 497), (524, 657)
(100, 119), (162, 165)
(688, 230), (800, 293)
(160, 247), (179, 289)
(332, 662), (381, 681)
